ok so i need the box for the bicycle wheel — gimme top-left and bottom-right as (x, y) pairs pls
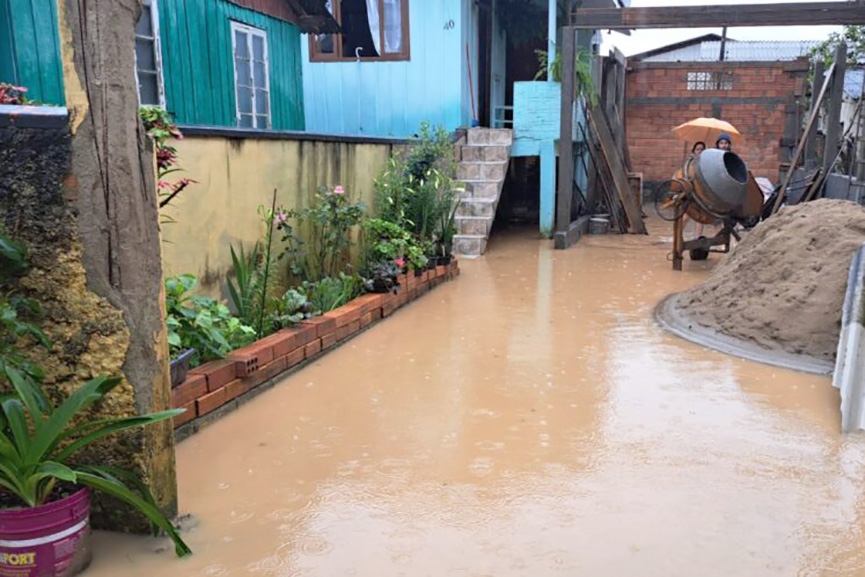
(654, 179), (690, 222)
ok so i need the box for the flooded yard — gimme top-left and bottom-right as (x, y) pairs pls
(84, 224), (865, 577)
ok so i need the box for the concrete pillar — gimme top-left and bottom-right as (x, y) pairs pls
(547, 0), (556, 79)
(540, 140), (556, 237)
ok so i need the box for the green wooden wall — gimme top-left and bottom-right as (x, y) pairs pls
(1, 0), (64, 105)
(158, 0), (305, 130)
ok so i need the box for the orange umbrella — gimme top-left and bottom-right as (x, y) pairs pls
(672, 118), (744, 147)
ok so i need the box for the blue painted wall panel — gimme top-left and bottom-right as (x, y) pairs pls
(301, 0), (464, 137)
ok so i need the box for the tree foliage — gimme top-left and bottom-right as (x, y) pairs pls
(810, 25), (865, 66)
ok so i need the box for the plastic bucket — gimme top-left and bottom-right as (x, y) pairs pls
(0, 488), (91, 577)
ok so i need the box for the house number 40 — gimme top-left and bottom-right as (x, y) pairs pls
(444, 20), (455, 30)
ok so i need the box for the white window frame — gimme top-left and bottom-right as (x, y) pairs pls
(230, 21), (272, 129)
(134, 0), (166, 107)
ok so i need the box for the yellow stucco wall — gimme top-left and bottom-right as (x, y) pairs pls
(161, 135), (396, 296)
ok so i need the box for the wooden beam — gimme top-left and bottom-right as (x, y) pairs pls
(556, 28), (577, 237)
(824, 42), (848, 175)
(804, 60), (825, 169)
(588, 107), (647, 234)
(569, 2), (865, 29)
(772, 61), (836, 214)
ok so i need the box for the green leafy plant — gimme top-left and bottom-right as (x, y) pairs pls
(362, 218), (428, 272)
(303, 274), (363, 314)
(266, 289), (314, 331)
(0, 230), (190, 556)
(535, 48), (598, 107)
(436, 189), (460, 259)
(362, 260), (402, 294)
(0, 370), (191, 556)
(278, 186), (366, 283)
(810, 25), (865, 66)
(140, 106), (196, 224)
(165, 275), (255, 365)
(227, 241), (264, 328)
(405, 122), (456, 181)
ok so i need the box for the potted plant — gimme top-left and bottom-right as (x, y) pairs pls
(0, 228), (191, 576)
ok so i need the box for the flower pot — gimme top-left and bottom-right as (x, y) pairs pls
(0, 488), (92, 577)
(170, 348), (196, 388)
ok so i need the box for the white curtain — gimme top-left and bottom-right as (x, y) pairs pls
(365, 0), (381, 56)
(382, 0), (402, 54)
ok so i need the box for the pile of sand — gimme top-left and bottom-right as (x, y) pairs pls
(676, 199), (865, 363)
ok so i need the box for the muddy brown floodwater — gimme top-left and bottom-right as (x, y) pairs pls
(85, 222), (865, 577)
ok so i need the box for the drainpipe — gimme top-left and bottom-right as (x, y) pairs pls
(548, 0), (556, 79)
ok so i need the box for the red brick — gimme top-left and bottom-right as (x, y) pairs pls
(370, 308), (382, 322)
(323, 302), (362, 328)
(321, 332), (337, 350)
(407, 289), (418, 301)
(229, 339), (276, 376)
(435, 265), (446, 278)
(224, 379), (248, 401)
(304, 338), (322, 358)
(196, 387), (228, 416)
(336, 320), (361, 341)
(173, 401), (197, 428)
(190, 359), (236, 392)
(283, 347), (304, 369)
(352, 293), (384, 315)
(172, 374), (207, 408)
(395, 291), (408, 307)
(258, 331), (298, 358)
(283, 324), (317, 347)
(360, 311), (374, 328)
(382, 300), (398, 317)
(301, 316), (337, 339)
(240, 357), (288, 390)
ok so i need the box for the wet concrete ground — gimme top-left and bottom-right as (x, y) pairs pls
(85, 223), (865, 577)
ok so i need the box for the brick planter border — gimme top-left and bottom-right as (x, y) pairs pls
(173, 260), (460, 440)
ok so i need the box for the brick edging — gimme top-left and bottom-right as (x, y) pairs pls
(172, 261), (460, 438)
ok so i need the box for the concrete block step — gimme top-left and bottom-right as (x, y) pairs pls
(457, 161), (508, 181)
(461, 145), (510, 162)
(467, 128), (513, 146)
(460, 180), (502, 200)
(453, 234), (487, 257)
(457, 198), (497, 218)
(455, 215), (493, 236)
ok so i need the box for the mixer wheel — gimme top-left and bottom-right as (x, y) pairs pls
(654, 180), (689, 222)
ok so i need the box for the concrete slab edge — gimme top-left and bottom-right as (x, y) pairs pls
(655, 293), (833, 376)
(832, 242), (865, 433)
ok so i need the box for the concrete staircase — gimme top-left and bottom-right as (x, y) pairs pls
(453, 128), (513, 257)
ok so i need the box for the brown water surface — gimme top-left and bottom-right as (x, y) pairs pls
(85, 224), (864, 577)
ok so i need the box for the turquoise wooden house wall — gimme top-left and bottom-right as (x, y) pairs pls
(157, 0), (305, 130)
(0, 0), (64, 105)
(300, 0), (465, 137)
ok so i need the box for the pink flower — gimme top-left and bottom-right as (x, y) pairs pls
(395, 258), (405, 268)
(333, 185), (345, 195)
(275, 211), (288, 225)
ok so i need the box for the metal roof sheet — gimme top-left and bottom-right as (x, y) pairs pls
(640, 40), (819, 63)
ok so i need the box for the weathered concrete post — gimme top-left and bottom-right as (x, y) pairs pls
(823, 42), (848, 175)
(53, 0), (177, 529)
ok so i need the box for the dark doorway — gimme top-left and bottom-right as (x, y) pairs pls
(477, 2), (493, 127)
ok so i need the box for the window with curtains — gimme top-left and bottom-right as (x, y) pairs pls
(310, 0), (409, 62)
(231, 22), (271, 129)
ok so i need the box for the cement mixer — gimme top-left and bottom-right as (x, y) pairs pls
(655, 149), (764, 271)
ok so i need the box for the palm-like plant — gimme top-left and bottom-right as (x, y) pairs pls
(0, 368), (191, 556)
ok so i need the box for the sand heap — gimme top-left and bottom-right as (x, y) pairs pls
(676, 199), (865, 363)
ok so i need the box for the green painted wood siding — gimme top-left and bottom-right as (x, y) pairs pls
(158, 0), (305, 130)
(1, 0), (64, 104)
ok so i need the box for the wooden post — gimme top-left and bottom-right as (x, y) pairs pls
(824, 42), (847, 175)
(556, 27), (576, 236)
(719, 26), (728, 61)
(804, 59), (825, 169)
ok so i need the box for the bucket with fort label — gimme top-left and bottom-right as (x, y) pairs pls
(0, 488), (92, 577)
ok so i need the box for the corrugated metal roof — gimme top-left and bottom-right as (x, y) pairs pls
(846, 69), (864, 100)
(641, 40), (819, 63)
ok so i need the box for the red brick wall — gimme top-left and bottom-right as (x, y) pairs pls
(626, 60), (809, 189)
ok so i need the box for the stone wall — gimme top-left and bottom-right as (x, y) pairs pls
(0, 107), (175, 531)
